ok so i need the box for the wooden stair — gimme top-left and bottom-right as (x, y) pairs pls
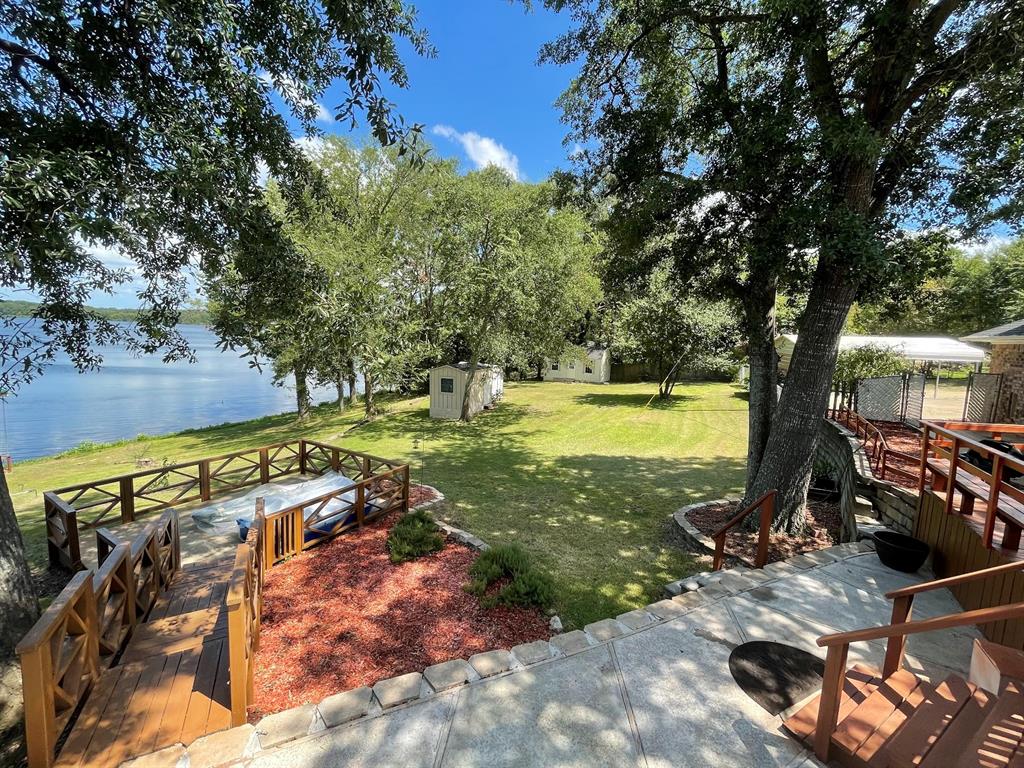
(53, 554), (238, 768)
(784, 669), (1024, 768)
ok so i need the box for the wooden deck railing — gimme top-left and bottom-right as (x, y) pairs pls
(261, 463), (410, 567)
(17, 511), (181, 768)
(226, 510), (264, 725)
(829, 408), (920, 484)
(919, 420), (1024, 549)
(710, 490), (776, 571)
(810, 560), (1024, 761)
(44, 438), (406, 571)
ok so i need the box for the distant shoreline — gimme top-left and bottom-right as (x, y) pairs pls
(0, 299), (210, 325)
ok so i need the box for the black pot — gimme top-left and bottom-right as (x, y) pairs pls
(873, 531), (930, 573)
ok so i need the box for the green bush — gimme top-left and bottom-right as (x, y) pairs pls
(466, 544), (555, 609)
(387, 511), (445, 563)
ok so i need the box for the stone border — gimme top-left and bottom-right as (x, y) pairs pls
(124, 541), (877, 767)
(820, 418), (919, 537)
(409, 484), (446, 512)
(409, 485), (489, 552)
(672, 497), (741, 557)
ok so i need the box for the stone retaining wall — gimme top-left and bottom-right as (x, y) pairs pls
(817, 418), (918, 536)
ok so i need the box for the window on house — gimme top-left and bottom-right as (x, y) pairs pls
(568, 362), (575, 369)
(440, 377), (454, 393)
(551, 362), (559, 371)
(585, 364), (594, 374)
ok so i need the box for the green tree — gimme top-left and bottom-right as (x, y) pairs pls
(0, 0), (428, 656)
(612, 264), (740, 398)
(832, 345), (909, 387)
(544, 0), (1024, 530)
(849, 240), (1024, 337)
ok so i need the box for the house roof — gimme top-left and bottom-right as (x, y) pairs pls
(778, 334), (986, 363)
(584, 341), (609, 354)
(434, 362), (501, 372)
(961, 318), (1024, 344)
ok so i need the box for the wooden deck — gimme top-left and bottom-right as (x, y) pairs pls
(22, 439), (411, 768)
(18, 510), (260, 768)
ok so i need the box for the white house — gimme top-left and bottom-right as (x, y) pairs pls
(543, 343), (611, 383)
(428, 363), (504, 420)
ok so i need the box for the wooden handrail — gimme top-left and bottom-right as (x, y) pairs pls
(812, 599), (1024, 761)
(885, 560), (1024, 599)
(819, 601), (1024, 647)
(919, 420), (1024, 549)
(711, 490), (776, 571)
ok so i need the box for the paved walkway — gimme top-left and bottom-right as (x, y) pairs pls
(217, 544), (976, 768)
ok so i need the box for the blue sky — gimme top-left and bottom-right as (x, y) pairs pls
(316, 0), (579, 181)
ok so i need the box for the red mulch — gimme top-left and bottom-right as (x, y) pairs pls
(250, 510), (549, 719)
(872, 421), (923, 488)
(408, 483), (443, 508)
(687, 499), (841, 565)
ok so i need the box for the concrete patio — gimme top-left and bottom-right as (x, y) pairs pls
(151, 542), (974, 768)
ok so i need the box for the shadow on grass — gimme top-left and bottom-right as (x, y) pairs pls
(572, 392), (697, 409)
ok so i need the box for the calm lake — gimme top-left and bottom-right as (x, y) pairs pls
(4, 323), (339, 461)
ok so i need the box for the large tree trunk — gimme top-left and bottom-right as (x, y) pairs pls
(745, 262), (858, 532)
(335, 370), (345, 413)
(364, 371), (376, 417)
(295, 363), (311, 421)
(347, 360), (358, 408)
(744, 273), (779, 491)
(0, 467), (39, 659)
(461, 354), (479, 422)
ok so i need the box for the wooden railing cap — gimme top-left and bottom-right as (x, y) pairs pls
(16, 571), (93, 655)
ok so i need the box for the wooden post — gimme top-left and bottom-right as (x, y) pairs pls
(755, 494), (774, 569)
(298, 440), (307, 475)
(712, 535), (725, 571)
(259, 448), (270, 484)
(331, 448), (340, 472)
(814, 643), (850, 761)
(119, 477), (135, 523)
(362, 456), (371, 480)
(356, 483), (366, 527)
(984, 454), (1004, 548)
(199, 459), (211, 501)
(944, 437), (960, 515)
(882, 595), (913, 677)
(292, 508), (303, 556)
(20, 643), (57, 768)
(403, 466), (410, 513)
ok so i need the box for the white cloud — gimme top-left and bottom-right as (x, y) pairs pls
(314, 102), (333, 124)
(957, 234), (1014, 255)
(432, 125), (521, 180)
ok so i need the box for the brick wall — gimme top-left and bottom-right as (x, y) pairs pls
(991, 344), (1024, 422)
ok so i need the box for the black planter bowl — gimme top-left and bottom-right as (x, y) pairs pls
(873, 531), (930, 573)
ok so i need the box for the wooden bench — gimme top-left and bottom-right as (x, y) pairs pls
(926, 457), (1024, 550)
(18, 511), (263, 768)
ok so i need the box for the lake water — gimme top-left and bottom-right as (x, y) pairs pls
(3, 323), (340, 461)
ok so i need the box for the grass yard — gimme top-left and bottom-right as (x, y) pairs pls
(12, 381), (749, 627)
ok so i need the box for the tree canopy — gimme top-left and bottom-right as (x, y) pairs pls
(543, 0), (1024, 529)
(0, 0), (431, 394)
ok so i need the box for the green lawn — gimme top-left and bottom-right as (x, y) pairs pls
(12, 381), (749, 627)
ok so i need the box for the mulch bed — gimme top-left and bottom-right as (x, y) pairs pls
(408, 483), (443, 508)
(872, 421), (923, 488)
(686, 499), (842, 565)
(250, 509), (549, 719)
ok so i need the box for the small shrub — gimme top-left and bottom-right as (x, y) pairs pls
(387, 511), (445, 563)
(466, 543), (555, 610)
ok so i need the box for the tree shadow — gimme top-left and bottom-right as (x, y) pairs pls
(572, 392), (697, 409)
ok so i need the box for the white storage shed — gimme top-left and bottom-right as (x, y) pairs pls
(544, 343), (611, 383)
(429, 363), (504, 420)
